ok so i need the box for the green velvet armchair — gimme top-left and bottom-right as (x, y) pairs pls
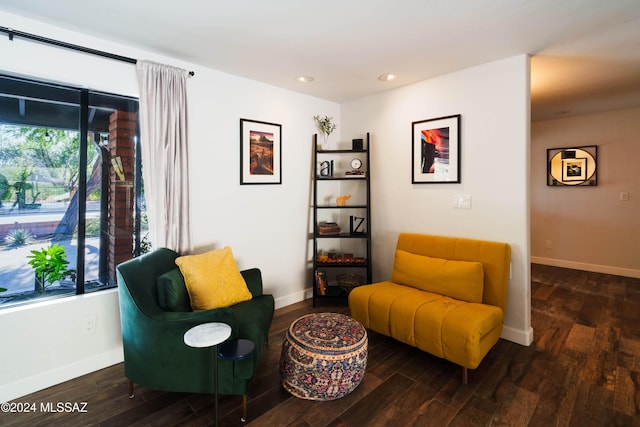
(116, 248), (274, 420)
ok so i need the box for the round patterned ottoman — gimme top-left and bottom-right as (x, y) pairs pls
(280, 312), (368, 400)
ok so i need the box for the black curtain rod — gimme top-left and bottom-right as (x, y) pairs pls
(1, 26), (195, 76)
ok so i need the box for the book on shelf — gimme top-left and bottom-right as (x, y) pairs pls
(318, 221), (341, 235)
(315, 271), (327, 296)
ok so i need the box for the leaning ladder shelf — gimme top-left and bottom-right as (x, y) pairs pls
(312, 133), (372, 306)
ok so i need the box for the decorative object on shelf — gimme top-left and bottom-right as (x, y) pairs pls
(317, 250), (329, 263)
(337, 273), (365, 293)
(346, 158), (365, 176)
(352, 138), (364, 151)
(240, 118), (282, 185)
(319, 160), (333, 177)
(547, 145), (597, 186)
(316, 256), (366, 265)
(412, 114), (461, 184)
(350, 215), (366, 234)
(313, 115), (337, 148)
(316, 248), (366, 265)
(336, 194), (351, 206)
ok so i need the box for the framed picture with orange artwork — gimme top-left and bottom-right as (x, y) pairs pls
(240, 118), (282, 185)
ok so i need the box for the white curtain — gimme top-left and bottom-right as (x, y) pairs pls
(136, 60), (192, 253)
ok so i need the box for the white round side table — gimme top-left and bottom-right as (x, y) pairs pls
(184, 322), (232, 426)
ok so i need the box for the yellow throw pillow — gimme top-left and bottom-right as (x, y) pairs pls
(391, 250), (484, 303)
(175, 246), (252, 311)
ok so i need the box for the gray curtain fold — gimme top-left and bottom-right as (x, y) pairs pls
(136, 60), (192, 254)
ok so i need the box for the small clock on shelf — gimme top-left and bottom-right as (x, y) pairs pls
(346, 158), (365, 176)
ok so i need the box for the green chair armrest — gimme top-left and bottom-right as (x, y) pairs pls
(153, 306), (238, 336)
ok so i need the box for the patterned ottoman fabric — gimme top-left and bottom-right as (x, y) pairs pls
(280, 312), (368, 400)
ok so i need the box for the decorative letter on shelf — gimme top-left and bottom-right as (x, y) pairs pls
(320, 160), (333, 177)
(350, 216), (366, 234)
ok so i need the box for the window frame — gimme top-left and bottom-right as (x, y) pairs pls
(0, 73), (143, 307)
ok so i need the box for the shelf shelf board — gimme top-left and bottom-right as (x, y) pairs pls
(316, 262), (369, 268)
(316, 233), (368, 238)
(317, 149), (367, 154)
(317, 205), (367, 209)
(316, 286), (349, 298)
(316, 176), (367, 181)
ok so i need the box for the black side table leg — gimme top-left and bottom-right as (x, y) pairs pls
(214, 344), (219, 426)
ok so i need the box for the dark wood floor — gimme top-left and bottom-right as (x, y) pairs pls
(3, 264), (639, 426)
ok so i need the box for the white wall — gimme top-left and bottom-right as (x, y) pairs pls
(531, 107), (640, 277)
(185, 68), (339, 304)
(0, 291), (123, 403)
(341, 55), (533, 346)
(0, 11), (338, 402)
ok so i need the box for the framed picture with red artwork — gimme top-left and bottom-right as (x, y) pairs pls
(411, 114), (461, 184)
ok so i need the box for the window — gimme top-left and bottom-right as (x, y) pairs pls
(0, 74), (145, 308)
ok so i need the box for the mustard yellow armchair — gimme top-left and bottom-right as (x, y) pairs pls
(349, 233), (511, 383)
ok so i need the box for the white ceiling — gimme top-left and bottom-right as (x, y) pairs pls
(1, 0), (639, 121)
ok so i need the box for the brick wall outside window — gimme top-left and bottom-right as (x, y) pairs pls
(107, 111), (137, 283)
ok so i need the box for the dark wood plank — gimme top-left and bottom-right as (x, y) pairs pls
(576, 292), (605, 327)
(492, 386), (539, 426)
(336, 372), (414, 426)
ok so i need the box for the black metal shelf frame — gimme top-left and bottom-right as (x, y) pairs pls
(312, 133), (371, 306)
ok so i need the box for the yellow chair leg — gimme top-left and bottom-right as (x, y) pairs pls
(241, 394), (248, 423)
(462, 367), (468, 385)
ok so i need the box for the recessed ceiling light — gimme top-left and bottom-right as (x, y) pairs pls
(296, 75), (314, 83)
(378, 73), (398, 82)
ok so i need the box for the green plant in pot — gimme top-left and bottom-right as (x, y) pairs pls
(313, 115), (337, 148)
(27, 243), (76, 294)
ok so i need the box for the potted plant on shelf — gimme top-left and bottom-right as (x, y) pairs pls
(27, 243), (76, 294)
(313, 115), (337, 149)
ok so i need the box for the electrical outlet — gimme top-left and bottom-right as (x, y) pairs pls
(620, 192), (629, 201)
(545, 240), (552, 249)
(85, 316), (97, 334)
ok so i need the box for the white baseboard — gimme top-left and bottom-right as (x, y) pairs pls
(0, 348), (123, 403)
(531, 257), (640, 279)
(274, 287), (313, 310)
(501, 325), (534, 346)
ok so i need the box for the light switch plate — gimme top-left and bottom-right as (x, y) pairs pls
(452, 194), (471, 209)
